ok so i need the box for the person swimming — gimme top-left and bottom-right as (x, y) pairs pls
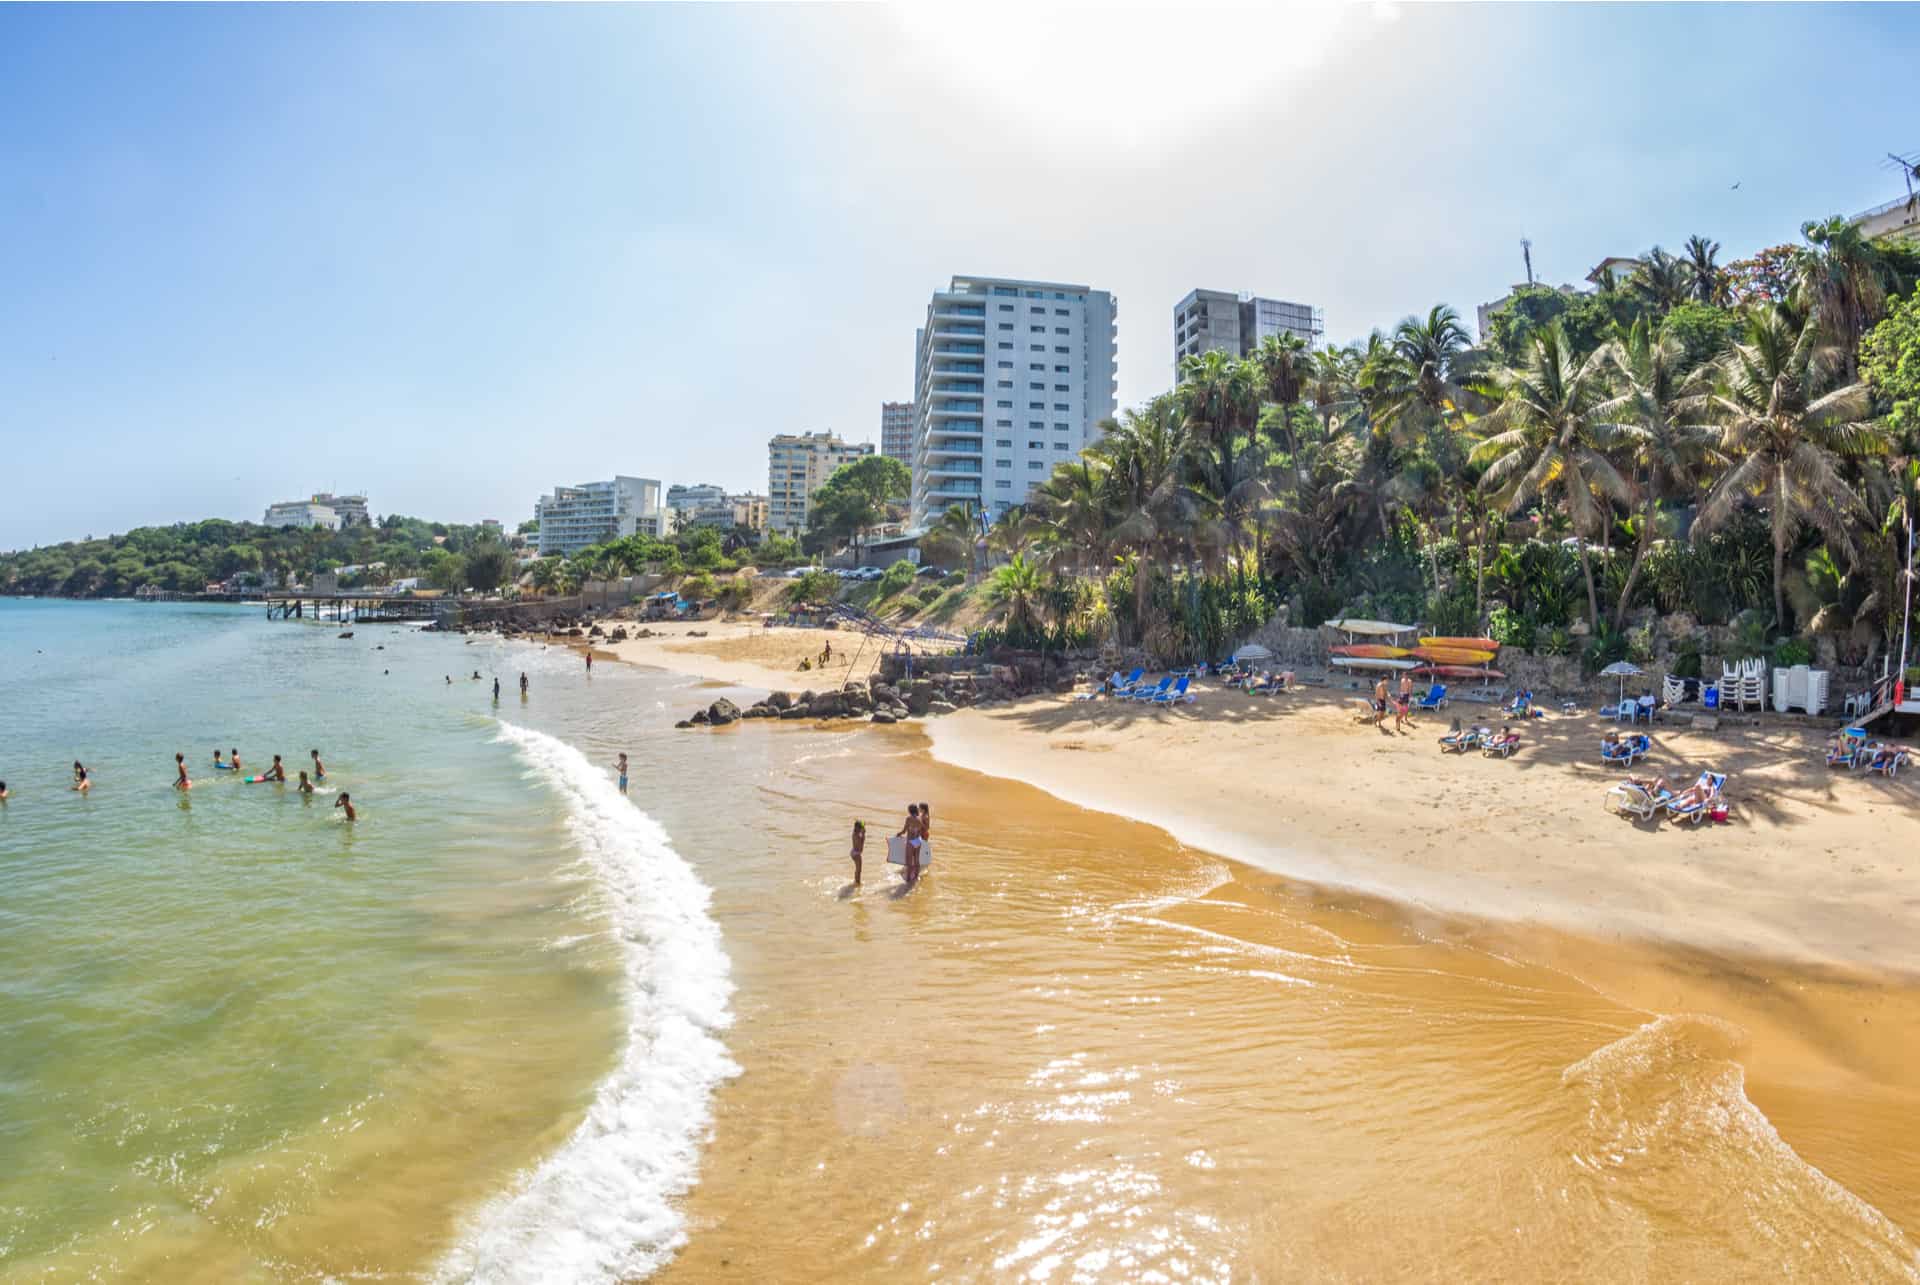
(472, 670), (482, 680)
(0, 780), (8, 802)
(263, 754), (286, 782)
(72, 761), (90, 793)
(213, 749), (232, 770)
(297, 770), (314, 795)
(334, 792), (356, 822)
(174, 753), (191, 791)
(310, 749), (325, 781)
(614, 752), (629, 794)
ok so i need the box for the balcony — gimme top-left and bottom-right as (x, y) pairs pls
(926, 459), (982, 475)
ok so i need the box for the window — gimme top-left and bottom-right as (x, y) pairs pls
(1028, 439), (1044, 449)
(1053, 403), (1070, 411)
(997, 322), (1012, 331)
(1029, 382), (1044, 390)
(997, 380), (1012, 388)
(1054, 441), (1069, 450)
(1054, 365), (1069, 373)
(997, 360), (1012, 368)
(1024, 289), (1042, 298)
(996, 480), (1012, 489)
(995, 458), (1012, 468)
(1031, 344), (1046, 352)
(992, 286), (1016, 296)
(1054, 307), (1070, 316)
(1054, 384), (1068, 391)
(1027, 421), (1044, 429)
(995, 438), (1013, 447)
(996, 400), (1013, 408)
(1030, 305), (1044, 314)
(995, 421), (1012, 429)
(998, 342), (1013, 350)
(1054, 345), (1069, 354)
(1029, 362), (1045, 370)
(1030, 325), (1045, 333)
(1028, 461), (1044, 470)
(1053, 421), (1069, 430)
(1028, 402), (1044, 410)
(997, 303), (1014, 312)
(1054, 326), (1069, 335)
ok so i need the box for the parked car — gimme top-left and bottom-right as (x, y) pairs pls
(916, 564), (944, 578)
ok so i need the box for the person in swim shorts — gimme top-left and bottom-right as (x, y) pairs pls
(310, 749), (325, 781)
(614, 752), (628, 794)
(1372, 677), (1389, 727)
(213, 749), (230, 770)
(174, 753), (191, 791)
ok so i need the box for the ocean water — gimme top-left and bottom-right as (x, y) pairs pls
(4, 598), (1917, 1283)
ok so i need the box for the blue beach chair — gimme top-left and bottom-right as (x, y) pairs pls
(1414, 684), (1448, 711)
(1152, 674), (1194, 706)
(1126, 676), (1173, 703)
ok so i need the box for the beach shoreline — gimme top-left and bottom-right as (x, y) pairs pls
(603, 623), (1920, 980)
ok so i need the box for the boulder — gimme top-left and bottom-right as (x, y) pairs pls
(872, 683), (900, 704)
(904, 683), (934, 716)
(871, 711), (897, 725)
(779, 706), (809, 720)
(690, 709), (710, 725)
(675, 719), (694, 729)
(808, 692), (846, 718)
(707, 698), (740, 726)
(767, 690), (794, 711)
(928, 700), (958, 716)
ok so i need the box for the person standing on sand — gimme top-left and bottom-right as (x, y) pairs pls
(334, 792), (356, 822)
(1394, 674), (1415, 732)
(174, 753), (191, 791)
(849, 819), (866, 885)
(614, 753), (628, 794)
(1372, 677), (1389, 727)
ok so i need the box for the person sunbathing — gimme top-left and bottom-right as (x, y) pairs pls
(1623, 774), (1671, 796)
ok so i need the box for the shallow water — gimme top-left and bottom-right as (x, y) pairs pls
(2, 600), (1916, 1281)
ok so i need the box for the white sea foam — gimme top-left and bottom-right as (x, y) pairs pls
(436, 723), (738, 1284)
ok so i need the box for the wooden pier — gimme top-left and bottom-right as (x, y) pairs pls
(264, 593), (445, 624)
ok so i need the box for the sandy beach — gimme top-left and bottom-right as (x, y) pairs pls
(610, 623), (1920, 976)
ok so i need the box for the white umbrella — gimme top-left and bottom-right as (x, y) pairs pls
(1232, 644), (1273, 664)
(1599, 659), (1643, 701)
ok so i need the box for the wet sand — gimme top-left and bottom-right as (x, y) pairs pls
(590, 630), (1920, 1280)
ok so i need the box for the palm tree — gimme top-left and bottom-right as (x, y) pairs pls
(1794, 216), (1895, 381)
(1595, 319), (1722, 626)
(1024, 458), (1112, 574)
(1374, 305), (1477, 433)
(1683, 235), (1727, 306)
(918, 503), (979, 573)
(1248, 331), (1309, 455)
(989, 552), (1045, 641)
(1693, 306), (1885, 628)
(1629, 246), (1694, 316)
(1091, 396), (1205, 634)
(1471, 322), (1635, 629)
(1304, 344), (1363, 442)
(1176, 348), (1260, 450)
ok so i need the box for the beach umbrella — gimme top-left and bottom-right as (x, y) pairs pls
(1599, 659), (1643, 701)
(1232, 643), (1272, 664)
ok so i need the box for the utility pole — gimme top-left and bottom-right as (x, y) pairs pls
(1521, 238), (1535, 287)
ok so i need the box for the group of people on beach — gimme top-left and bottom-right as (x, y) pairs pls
(4, 748), (356, 820)
(848, 802), (931, 886)
(1372, 674), (1419, 732)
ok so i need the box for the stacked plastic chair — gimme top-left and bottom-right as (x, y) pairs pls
(1662, 674), (1690, 707)
(1722, 658), (1766, 711)
(1771, 664), (1830, 715)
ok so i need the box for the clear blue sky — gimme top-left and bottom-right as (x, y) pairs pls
(3, 2), (1915, 549)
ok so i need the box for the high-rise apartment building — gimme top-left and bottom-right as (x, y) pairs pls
(262, 492), (369, 529)
(767, 431), (875, 536)
(533, 476), (664, 556)
(910, 275), (1118, 527)
(1172, 289), (1323, 378)
(880, 401), (915, 466)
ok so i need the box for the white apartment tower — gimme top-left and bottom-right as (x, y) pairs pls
(533, 476), (664, 556)
(880, 401), (915, 466)
(911, 275), (1118, 527)
(1172, 289), (1323, 379)
(767, 431), (875, 536)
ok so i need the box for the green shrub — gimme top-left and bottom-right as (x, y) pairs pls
(1626, 623), (1656, 665)
(941, 570), (966, 589)
(916, 585), (945, 606)
(1423, 588), (1479, 638)
(1772, 637), (1812, 667)
(1581, 622), (1629, 674)
(1538, 626), (1573, 657)
(681, 571), (718, 600)
(716, 576), (753, 610)
(1487, 603), (1535, 651)
(877, 559), (917, 598)
(786, 569), (838, 603)
(1672, 644), (1703, 679)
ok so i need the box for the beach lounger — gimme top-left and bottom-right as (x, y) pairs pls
(1125, 676), (1172, 703)
(1113, 667), (1145, 693)
(1439, 725), (1486, 753)
(1414, 684), (1448, 711)
(1601, 734), (1650, 765)
(1663, 771), (1727, 824)
(1605, 780), (1672, 820)
(1867, 747), (1910, 778)
(1825, 740), (1859, 768)
(1151, 674), (1194, 706)
(1482, 730), (1521, 758)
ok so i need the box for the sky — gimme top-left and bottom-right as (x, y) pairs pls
(3, 2), (1916, 550)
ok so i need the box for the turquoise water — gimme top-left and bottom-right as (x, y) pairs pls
(0, 599), (732, 1279)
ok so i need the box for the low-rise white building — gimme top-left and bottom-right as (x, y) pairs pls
(534, 476), (665, 557)
(263, 499), (340, 530)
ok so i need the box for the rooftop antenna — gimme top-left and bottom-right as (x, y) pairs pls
(1882, 150), (1919, 215)
(1520, 237), (1535, 286)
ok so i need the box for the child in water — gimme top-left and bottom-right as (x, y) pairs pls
(1, 780), (10, 802)
(849, 819), (865, 885)
(174, 753), (191, 791)
(614, 753), (628, 794)
(297, 770), (314, 795)
(213, 749), (230, 770)
(334, 792), (356, 822)
(310, 749), (325, 781)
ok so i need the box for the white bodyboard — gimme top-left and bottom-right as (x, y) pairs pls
(886, 835), (933, 868)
